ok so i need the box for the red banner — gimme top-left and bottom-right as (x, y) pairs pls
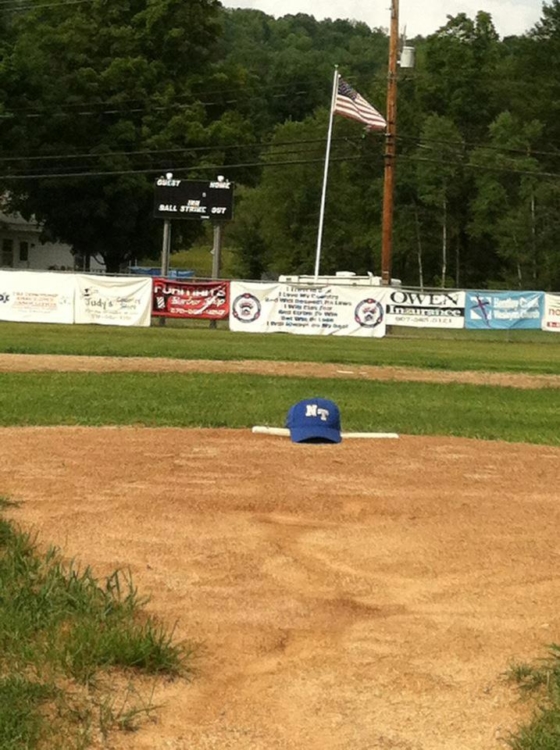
(152, 279), (230, 319)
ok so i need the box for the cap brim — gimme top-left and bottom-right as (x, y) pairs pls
(289, 426), (342, 444)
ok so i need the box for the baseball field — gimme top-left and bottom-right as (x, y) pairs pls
(1, 321), (559, 750)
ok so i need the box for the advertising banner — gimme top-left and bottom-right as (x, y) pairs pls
(542, 293), (560, 332)
(465, 291), (543, 329)
(152, 278), (229, 319)
(74, 275), (152, 326)
(0, 270), (74, 324)
(385, 288), (465, 328)
(229, 282), (388, 337)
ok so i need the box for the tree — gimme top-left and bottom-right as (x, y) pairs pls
(418, 12), (503, 142)
(510, 2), (560, 147)
(415, 115), (464, 287)
(469, 112), (543, 288)
(228, 111), (385, 279)
(0, 0), (252, 272)
(532, 180), (560, 290)
(214, 11), (388, 140)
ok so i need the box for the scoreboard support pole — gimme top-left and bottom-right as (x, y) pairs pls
(209, 221), (224, 329)
(211, 221), (223, 280)
(158, 218), (172, 326)
(160, 218), (172, 278)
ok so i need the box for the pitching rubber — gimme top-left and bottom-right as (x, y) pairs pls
(252, 426), (399, 439)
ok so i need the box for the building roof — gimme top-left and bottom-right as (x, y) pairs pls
(0, 210), (42, 234)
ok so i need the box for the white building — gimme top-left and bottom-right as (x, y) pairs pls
(0, 210), (105, 271)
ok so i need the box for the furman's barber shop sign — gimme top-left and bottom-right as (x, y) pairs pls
(152, 279), (230, 320)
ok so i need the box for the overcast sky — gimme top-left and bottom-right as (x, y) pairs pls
(222, 0), (545, 39)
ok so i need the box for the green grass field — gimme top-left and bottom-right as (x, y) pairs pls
(1, 321), (559, 373)
(0, 371), (558, 446)
(0, 321), (558, 447)
(0, 321), (559, 748)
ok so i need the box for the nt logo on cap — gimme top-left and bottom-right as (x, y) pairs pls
(285, 398), (342, 443)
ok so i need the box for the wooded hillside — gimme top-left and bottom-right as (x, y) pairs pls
(1, 1), (559, 289)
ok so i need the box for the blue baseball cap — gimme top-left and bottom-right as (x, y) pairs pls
(285, 398), (342, 443)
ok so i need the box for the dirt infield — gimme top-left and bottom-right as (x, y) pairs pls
(1, 352), (560, 389)
(2, 418), (559, 749)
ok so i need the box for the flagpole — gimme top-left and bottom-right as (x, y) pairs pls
(314, 65), (339, 280)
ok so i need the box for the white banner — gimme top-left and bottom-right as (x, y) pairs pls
(385, 288), (466, 328)
(229, 282), (388, 337)
(0, 270), (75, 324)
(542, 293), (560, 332)
(74, 275), (152, 326)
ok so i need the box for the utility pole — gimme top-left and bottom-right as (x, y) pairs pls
(381, 0), (399, 286)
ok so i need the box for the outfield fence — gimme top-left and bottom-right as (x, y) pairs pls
(1, 269), (559, 336)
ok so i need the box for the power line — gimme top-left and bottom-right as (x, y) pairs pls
(3, 149), (560, 182)
(0, 153), (375, 180)
(397, 134), (560, 160)
(0, 137), (357, 164)
(399, 153), (560, 180)
(6, 144), (341, 176)
(2, 92), (560, 161)
(0, 87), (316, 118)
(0, 79), (318, 115)
(2, 131), (559, 172)
(0, 0), (94, 9)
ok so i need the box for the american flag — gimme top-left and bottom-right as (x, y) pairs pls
(334, 77), (386, 131)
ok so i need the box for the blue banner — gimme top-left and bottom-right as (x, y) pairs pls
(465, 291), (544, 329)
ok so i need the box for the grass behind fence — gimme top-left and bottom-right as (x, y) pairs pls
(0, 371), (558, 445)
(0, 321), (559, 374)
